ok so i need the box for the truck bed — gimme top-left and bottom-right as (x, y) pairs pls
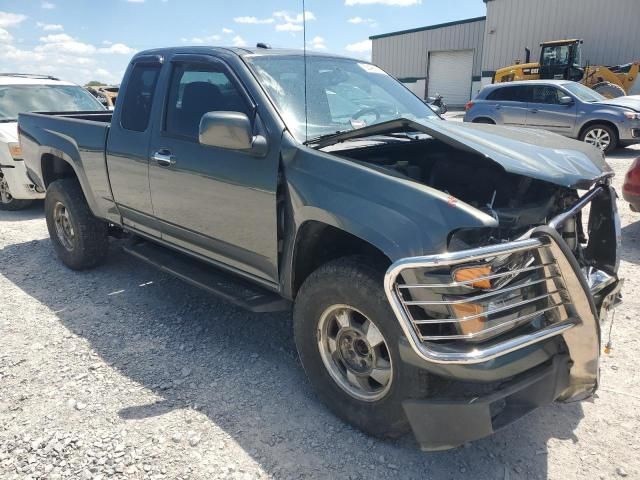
(18, 111), (115, 220)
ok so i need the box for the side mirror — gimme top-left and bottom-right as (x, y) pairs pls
(199, 111), (268, 156)
(559, 96), (574, 105)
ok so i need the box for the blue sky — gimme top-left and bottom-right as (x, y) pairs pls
(0, 0), (485, 85)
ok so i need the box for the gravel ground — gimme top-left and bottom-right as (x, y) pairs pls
(1, 146), (639, 480)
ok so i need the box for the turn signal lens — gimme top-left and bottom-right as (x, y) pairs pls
(624, 111), (640, 120)
(8, 142), (22, 160)
(454, 265), (492, 289)
(451, 303), (486, 335)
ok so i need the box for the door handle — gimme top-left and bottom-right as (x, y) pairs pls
(530, 109), (538, 113)
(494, 105), (502, 110)
(152, 149), (176, 167)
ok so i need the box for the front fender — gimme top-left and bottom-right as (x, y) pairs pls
(281, 142), (497, 287)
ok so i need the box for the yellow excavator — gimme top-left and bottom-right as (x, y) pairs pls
(494, 39), (639, 98)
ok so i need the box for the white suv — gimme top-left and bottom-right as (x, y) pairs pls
(0, 74), (105, 210)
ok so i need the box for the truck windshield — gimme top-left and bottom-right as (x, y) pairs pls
(245, 55), (439, 142)
(0, 84), (104, 122)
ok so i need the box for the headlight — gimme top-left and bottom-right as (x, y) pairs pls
(624, 111), (640, 120)
(8, 142), (22, 160)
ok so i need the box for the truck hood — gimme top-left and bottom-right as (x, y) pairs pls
(596, 95), (640, 112)
(0, 122), (18, 143)
(316, 118), (611, 189)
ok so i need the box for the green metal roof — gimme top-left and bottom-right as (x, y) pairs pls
(369, 16), (486, 41)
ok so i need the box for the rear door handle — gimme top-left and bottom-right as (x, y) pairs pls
(152, 149), (176, 167)
(530, 109), (538, 113)
(494, 104), (502, 110)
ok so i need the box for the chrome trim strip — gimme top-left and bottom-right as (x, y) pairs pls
(398, 263), (555, 289)
(412, 291), (563, 324)
(419, 305), (568, 340)
(403, 275), (561, 305)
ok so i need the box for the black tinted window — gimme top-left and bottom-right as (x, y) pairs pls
(487, 86), (530, 102)
(165, 64), (250, 140)
(531, 86), (564, 104)
(120, 63), (160, 132)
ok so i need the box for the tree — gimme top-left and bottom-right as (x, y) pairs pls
(85, 81), (105, 87)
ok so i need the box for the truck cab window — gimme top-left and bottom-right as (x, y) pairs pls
(165, 65), (250, 140)
(120, 63), (161, 132)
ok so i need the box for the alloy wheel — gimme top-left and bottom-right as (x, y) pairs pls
(584, 128), (611, 151)
(53, 201), (76, 251)
(317, 304), (393, 402)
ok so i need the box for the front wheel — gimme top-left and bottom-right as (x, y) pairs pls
(45, 178), (109, 270)
(0, 174), (33, 211)
(293, 256), (430, 438)
(580, 124), (618, 153)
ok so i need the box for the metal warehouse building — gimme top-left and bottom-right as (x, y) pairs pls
(371, 0), (640, 106)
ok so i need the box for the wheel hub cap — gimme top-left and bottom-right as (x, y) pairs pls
(317, 305), (393, 402)
(53, 202), (75, 251)
(585, 128), (610, 151)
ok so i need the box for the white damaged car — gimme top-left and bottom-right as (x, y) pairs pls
(0, 74), (105, 210)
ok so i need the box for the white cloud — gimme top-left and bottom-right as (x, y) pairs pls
(273, 11), (316, 23)
(309, 36), (327, 50)
(345, 39), (372, 53)
(99, 42), (136, 55)
(348, 17), (376, 25)
(345, 0), (420, 5)
(182, 35), (221, 45)
(36, 33), (96, 55)
(232, 35), (247, 47)
(275, 23), (303, 32)
(0, 27), (12, 44)
(0, 12), (27, 28)
(222, 28), (233, 34)
(41, 1), (55, 9)
(36, 22), (64, 31)
(233, 16), (274, 24)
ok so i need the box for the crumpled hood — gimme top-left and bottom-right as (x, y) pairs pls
(596, 95), (640, 112)
(0, 122), (18, 143)
(419, 120), (611, 189)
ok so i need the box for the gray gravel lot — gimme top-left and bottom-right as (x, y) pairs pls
(1, 146), (639, 480)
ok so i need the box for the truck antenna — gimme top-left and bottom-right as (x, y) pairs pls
(302, 0), (309, 142)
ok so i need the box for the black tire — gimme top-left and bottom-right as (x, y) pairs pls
(0, 173), (33, 211)
(472, 118), (495, 124)
(591, 81), (625, 99)
(580, 123), (619, 153)
(45, 178), (108, 270)
(293, 256), (431, 439)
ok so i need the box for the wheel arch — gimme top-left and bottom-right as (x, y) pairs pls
(578, 119), (619, 141)
(472, 117), (496, 124)
(288, 219), (392, 299)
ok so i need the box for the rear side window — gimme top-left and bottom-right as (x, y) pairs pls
(486, 86), (530, 102)
(120, 63), (161, 132)
(165, 64), (251, 140)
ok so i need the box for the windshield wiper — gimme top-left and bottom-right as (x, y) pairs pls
(303, 118), (424, 149)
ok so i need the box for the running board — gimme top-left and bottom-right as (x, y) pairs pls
(122, 240), (291, 313)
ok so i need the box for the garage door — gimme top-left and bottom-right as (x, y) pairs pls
(428, 50), (474, 107)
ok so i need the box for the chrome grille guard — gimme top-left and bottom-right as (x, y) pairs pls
(384, 185), (616, 400)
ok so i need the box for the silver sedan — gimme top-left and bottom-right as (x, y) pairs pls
(464, 80), (640, 152)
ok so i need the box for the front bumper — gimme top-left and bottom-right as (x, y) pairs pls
(385, 184), (621, 450)
(0, 158), (45, 200)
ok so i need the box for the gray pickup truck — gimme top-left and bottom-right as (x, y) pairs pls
(19, 46), (622, 451)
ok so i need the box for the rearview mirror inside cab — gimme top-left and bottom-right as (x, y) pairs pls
(199, 111), (267, 156)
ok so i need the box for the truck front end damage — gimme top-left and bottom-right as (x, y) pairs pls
(384, 183), (621, 450)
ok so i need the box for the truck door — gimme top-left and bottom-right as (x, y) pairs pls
(526, 85), (577, 134)
(148, 54), (281, 285)
(106, 56), (163, 236)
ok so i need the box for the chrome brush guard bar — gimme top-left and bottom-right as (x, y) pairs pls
(384, 185), (617, 400)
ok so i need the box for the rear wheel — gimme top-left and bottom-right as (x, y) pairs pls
(580, 123), (618, 153)
(472, 118), (495, 124)
(293, 256), (430, 438)
(45, 178), (108, 270)
(0, 174), (33, 211)
(591, 81), (625, 99)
